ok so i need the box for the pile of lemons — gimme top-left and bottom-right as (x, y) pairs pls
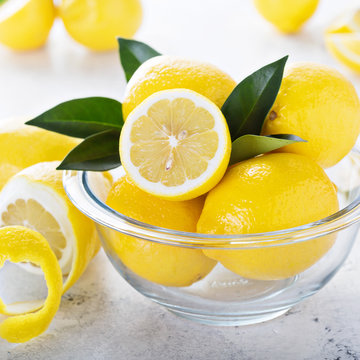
(106, 55), (360, 288)
(0, 0), (142, 51)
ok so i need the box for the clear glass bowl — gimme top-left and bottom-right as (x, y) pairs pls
(63, 150), (360, 326)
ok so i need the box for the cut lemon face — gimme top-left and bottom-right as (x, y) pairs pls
(120, 89), (231, 201)
(326, 10), (360, 73)
(0, 162), (100, 293)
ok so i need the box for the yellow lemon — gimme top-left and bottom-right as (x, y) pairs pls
(122, 55), (236, 119)
(326, 10), (360, 73)
(197, 153), (339, 281)
(0, 161), (100, 293)
(0, 118), (79, 190)
(253, 0), (319, 33)
(0, 0), (55, 50)
(105, 172), (216, 287)
(59, 0), (142, 51)
(120, 89), (231, 201)
(261, 63), (360, 168)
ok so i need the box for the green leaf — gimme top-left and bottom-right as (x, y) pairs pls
(0, 0), (8, 5)
(230, 134), (306, 165)
(117, 38), (161, 82)
(57, 130), (121, 171)
(26, 97), (123, 139)
(222, 56), (288, 141)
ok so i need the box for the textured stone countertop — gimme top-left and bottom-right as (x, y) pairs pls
(1, 0), (360, 359)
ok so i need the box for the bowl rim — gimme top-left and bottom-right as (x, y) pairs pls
(63, 149), (360, 249)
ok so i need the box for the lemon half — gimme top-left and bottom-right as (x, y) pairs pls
(120, 89), (231, 201)
(326, 10), (360, 73)
(0, 162), (100, 293)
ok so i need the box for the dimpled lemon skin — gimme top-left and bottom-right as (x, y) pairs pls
(261, 63), (360, 168)
(253, 0), (319, 33)
(0, 0), (55, 50)
(197, 153), (339, 281)
(122, 55), (237, 119)
(105, 174), (216, 287)
(0, 119), (79, 190)
(59, 0), (142, 51)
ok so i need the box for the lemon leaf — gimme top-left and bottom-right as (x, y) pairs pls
(222, 56), (288, 141)
(117, 38), (161, 82)
(26, 97), (123, 139)
(57, 130), (121, 171)
(230, 134), (305, 165)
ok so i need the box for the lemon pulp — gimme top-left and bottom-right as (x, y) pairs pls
(120, 89), (231, 200)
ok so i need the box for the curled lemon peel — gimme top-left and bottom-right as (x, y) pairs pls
(0, 226), (63, 343)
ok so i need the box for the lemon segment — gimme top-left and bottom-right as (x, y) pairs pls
(120, 89), (231, 201)
(0, 162), (100, 294)
(0, 0), (55, 50)
(0, 226), (63, 343)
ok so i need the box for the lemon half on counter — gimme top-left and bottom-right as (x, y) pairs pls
(0, 162), (100, 293)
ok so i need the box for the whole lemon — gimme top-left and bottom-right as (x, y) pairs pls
(59, 0), (142, 51)
(0, 118), (79, 189)
(0, 0), (55, 50)
(197, 153), (339, 281)
(261, 63), (360, 168)
(253, 0), (319, 33)
(122, 55), (237, 119)
(105, 173), (216, 287)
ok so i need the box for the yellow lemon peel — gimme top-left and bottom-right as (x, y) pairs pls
(0, 226), (63, 343)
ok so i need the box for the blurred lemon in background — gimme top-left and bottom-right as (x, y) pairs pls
(59, 0), (143, 51)
(0, 0), (55, 50)
(326, 9), (360, 73)
(122, 56), (237, 119)
(253, 0), (319, 34)
(261, 63), (360, 168)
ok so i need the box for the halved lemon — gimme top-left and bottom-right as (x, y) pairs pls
(326, 10), (360, 73)
(120, 89), (231, 201)
(0, 161), (100, 293)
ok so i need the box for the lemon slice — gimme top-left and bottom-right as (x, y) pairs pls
(0, 161), (100, 294)
(326, 9), (360, 34)
(0, 0), (55, 50)
(120, 89), (231, 201)
(0, 226), (63, 343)
(326, 10), (360, 73)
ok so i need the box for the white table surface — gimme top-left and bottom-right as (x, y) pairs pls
(1, 0), (360, 359)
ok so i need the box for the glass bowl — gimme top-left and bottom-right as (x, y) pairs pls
(63, 150), (360, 326)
